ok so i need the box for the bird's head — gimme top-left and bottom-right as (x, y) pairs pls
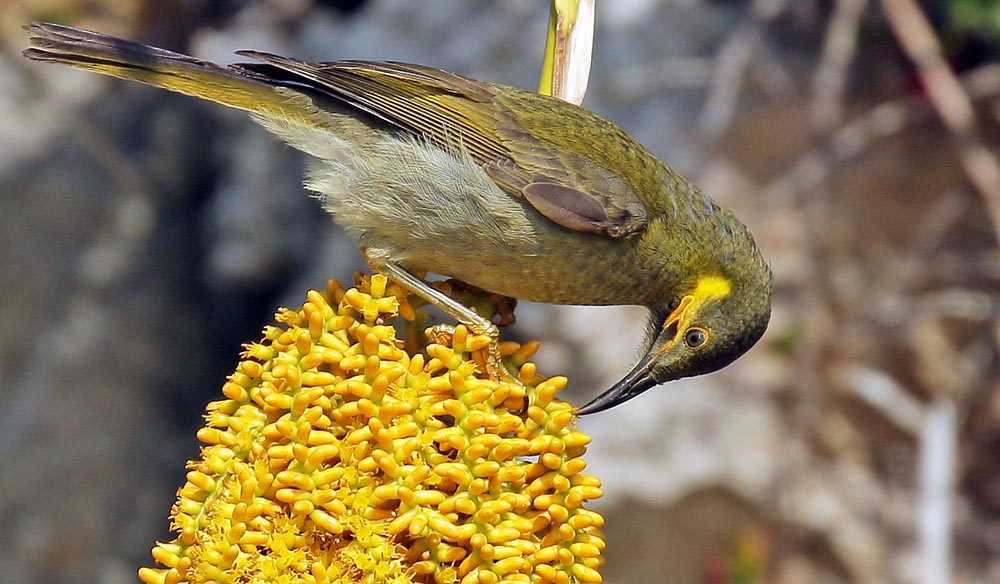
(576, 269), (772, 415)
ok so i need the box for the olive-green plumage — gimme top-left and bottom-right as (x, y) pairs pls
(23, 22), (772, 414)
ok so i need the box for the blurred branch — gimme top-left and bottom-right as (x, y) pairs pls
(699, 0), (789, 138)
(835, 365), (959, 584)
(768, 64), (1000, 203)
(811, 0), (867, 130)
(609, 57), (714, 98)
(749, 42), (797, 102)
(837, 365), (925, 434)
(918, 399), (956, 584)
(880, 0), (1000, 243)
(610, 51), (794, 102)
(699, 23), (761, 139)
(914, 289), (1000, 322)
(768, 99), (916, 202)
(910, 190), (969, 253)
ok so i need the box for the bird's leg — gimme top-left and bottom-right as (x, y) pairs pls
(373, 261), (514, 382)
(438, 279), (519, 327)
(376, 262), (498, 336)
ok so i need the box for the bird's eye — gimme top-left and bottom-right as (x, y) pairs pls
(684, 328), (709, 349)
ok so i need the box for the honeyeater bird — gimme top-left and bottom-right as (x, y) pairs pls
(23, 22), (772, 414)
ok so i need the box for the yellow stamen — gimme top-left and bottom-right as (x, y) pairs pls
(138, 276), (605, 584)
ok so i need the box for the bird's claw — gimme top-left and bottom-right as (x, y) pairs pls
(373, 262), (527, 395)
(426, 322), (522, 390)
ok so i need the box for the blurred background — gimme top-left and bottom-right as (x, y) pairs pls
(2, 1), (1000, 583)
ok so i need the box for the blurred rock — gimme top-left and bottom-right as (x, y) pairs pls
(4, 1), (1000, 584)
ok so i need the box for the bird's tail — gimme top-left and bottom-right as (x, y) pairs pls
(23, 22), (320, 128)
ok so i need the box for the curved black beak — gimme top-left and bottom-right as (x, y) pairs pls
(575, 352), (660, 415)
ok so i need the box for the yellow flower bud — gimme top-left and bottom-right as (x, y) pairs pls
(140, 277), (604, 583)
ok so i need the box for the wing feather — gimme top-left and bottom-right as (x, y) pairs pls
(236, 53), (649, 238)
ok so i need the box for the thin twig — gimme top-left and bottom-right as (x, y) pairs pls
(880, 0), (1000, 242)
(698, 0), (789, 138)
(699, 23), (760, 139)
(767, 64), (1000, 203)
(812, 0), (868, 130)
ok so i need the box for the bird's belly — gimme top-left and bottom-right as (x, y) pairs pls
(295, 131), (664, 306)
(404, 241), (642, 305)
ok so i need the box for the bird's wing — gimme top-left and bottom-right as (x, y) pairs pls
(233, 55), (649, 238)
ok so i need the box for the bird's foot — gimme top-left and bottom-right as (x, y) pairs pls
(373, 262), (523, 388)
(425, 322), (519, 389)
(437, 279), (518, 327)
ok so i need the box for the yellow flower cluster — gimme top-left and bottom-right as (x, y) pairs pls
(138, 274), (605, 584)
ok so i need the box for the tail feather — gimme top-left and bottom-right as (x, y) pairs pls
(22, 22), (317, 126)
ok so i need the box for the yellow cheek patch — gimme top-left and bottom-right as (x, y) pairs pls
(659, 275), (732, 348)
(693, 274), (732, 303)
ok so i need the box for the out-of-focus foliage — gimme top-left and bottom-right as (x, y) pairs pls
(944, 0), (1000, 40)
